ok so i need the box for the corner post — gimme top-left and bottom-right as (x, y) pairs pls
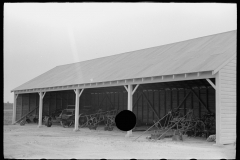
(215, 72), (221, 145)
(12, 93), (18, 124)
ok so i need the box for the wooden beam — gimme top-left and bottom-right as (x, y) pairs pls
(190, 89), (211, 113)
(79, 89), (84, 97)
(124, 85), (128, 92)
(206, 78), (216, 90)
(42, 92), (46, 99)
(132, 84), (139, 95)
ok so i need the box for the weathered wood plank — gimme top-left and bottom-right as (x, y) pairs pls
(220, 69), (236, 74)
(221, 125), (236, 129)
(221, 79), (236, 85)
(222, 65), (236, 71)
(221, 109), (236, 114)
(221, 87), (236, 92)
(221, 76), (236, 81)
(225, 62), (237, 67)
(220, 91), (236, 96)
(221, 95), (236, 99)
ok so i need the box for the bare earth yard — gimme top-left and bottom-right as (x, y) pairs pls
(4, 122), (235, 159)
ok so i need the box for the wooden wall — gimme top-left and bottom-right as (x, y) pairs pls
(218, 56), (236, 144)
(88, 87), (215, 125)
(15, 87), (215, 125)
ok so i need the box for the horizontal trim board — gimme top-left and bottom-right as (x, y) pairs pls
(12, 71), (215, 94)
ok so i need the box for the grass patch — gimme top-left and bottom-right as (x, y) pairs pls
(4, 111), (12, 125)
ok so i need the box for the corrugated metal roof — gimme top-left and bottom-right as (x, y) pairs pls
(12, 30), (236, 91)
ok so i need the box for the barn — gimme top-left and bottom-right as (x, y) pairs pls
(11, 30), (236, 145)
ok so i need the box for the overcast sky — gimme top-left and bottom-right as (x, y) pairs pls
(4, 3), (236, 103)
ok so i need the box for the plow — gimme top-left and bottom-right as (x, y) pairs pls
(134, 108), (213, 141)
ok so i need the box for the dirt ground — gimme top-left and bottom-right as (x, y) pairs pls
(4, 123), (236, 159)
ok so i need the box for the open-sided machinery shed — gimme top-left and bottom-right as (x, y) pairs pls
(11, 30), (236, 145)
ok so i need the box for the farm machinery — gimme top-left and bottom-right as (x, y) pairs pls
(135, 108), (215, 141)
(54, 105), (118, 131)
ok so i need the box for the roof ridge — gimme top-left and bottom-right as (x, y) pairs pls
(56, 30), (236, 68)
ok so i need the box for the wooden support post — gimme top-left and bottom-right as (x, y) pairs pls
(215, 72), (221, 144)
(74, 89), (80, 131)
(12, 93), (18, 124)
(126, 84), (133, 137)
(38, 92), (45, 127)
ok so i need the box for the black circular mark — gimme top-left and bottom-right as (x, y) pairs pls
(115, 110), (136, 131)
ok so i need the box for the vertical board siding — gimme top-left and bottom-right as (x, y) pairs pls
(219, 57), (236, 144)
(56, 92), (62, 111)
(148, 90), (153, 124)
(165, 90), (171, 113)
(22, 94), (29, 116)
(159, 90), (165, 118)
(43, 93), (50, 116)
(185, 89), (192, 111)
(200, 88), (208, 115)
(154, 91), (159, 121)
(50, 92), (56, 114)
(15, 82), (216, 125)
(29, 93), (37, 114)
